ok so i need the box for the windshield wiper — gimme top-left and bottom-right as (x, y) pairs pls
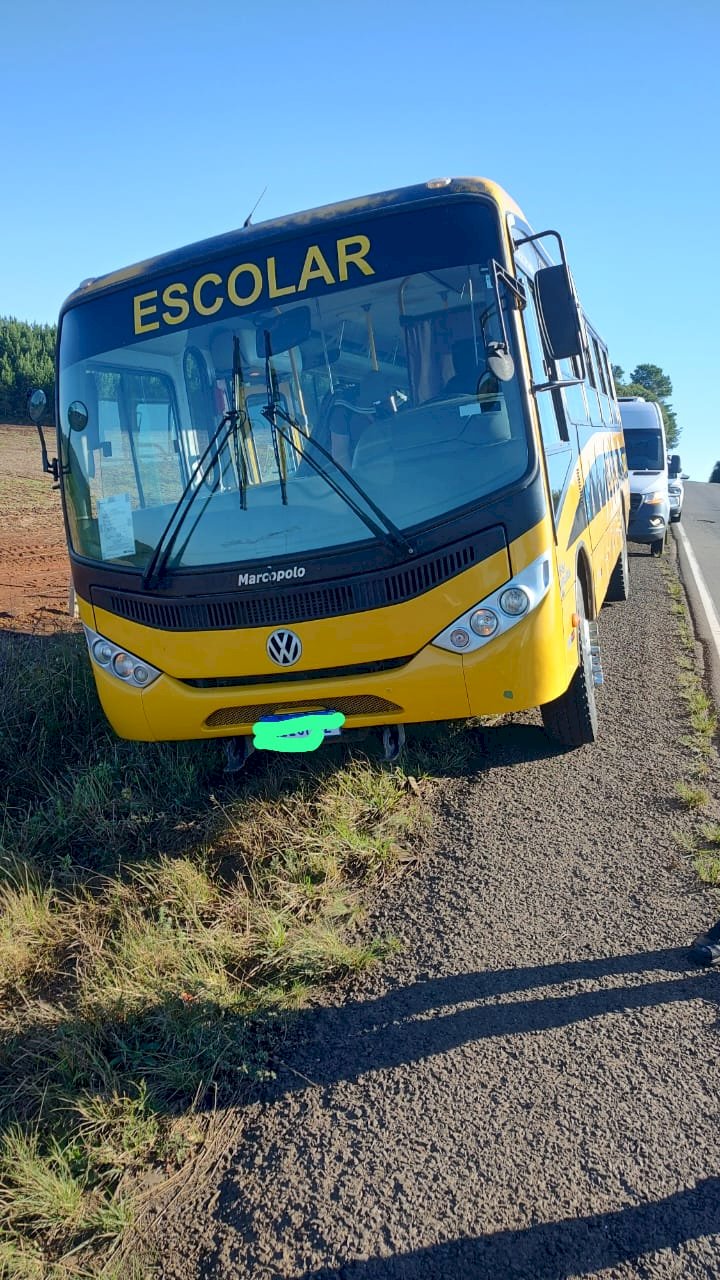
(142, 340), (254, 589)
(261, 330), (413, 558)
(262, 331), (289, 505)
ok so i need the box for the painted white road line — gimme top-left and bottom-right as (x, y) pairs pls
(675, 521), (720, 665)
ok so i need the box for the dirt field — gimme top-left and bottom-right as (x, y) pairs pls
(0, 425), (78, 634)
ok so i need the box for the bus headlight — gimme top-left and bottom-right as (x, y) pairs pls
(112, 652), (136, 679)
(450, 628), (471, 649)
(470, 608), (498, 636)
(432, 553), (551, 654)
(92, 639), (114, 665)
(83, 625), (161, 689)
(499, 587), (529, 616)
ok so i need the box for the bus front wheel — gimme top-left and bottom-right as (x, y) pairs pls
(541, 581), (599, 749)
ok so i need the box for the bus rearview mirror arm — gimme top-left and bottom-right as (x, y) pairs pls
(27, 388), (60, 483)
(512, 228), (586, 369)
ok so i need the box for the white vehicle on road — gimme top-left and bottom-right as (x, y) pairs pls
(619, 396), (670, 556)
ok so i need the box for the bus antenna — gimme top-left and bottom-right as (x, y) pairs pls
(243, 187), (268, 228)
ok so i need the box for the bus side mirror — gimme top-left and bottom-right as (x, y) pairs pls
(534, 263), (584, 361)
(28, 388), (47, 423)
(27, 387), (59, 482)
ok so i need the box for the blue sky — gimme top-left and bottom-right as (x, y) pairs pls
(2, 0), (718, 477)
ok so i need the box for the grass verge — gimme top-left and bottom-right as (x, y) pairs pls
(0, 632), (438, 1276)
(661, 558), (720, 894)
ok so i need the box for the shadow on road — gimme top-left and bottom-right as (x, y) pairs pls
(183, 946), (720, 1278)
(296, 1177), (720, 1279)
(258, 947), (720, 1102)
(3, 948), (717, 1139)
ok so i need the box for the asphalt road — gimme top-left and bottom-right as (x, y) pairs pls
(149, 546), (720, 1280)
(679, 483), (720, 619)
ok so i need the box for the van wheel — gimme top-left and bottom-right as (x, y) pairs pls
(606, 524), (630, 602)
(650, 537), (664, 557)
(541, 580), (598, 749)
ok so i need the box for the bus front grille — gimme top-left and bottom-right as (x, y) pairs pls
(91, 528), (505, 631)
(204, 694), (402, 728)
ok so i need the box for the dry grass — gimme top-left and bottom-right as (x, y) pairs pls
(0, 877), (69, 996)
(662, 561), (720, 894)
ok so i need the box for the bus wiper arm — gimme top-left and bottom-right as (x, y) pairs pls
(261, 333), (413, 558)
(142, 410), (242, 590)
(261, 331), (289, 505)
(143, 341), (256, 590)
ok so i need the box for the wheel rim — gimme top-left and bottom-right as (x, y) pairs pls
(576, 582), (602, 683)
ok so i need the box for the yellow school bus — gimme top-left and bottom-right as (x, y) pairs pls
(40, 177), (629, 762)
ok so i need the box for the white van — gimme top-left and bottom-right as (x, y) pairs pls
(618, 397), (670, 556)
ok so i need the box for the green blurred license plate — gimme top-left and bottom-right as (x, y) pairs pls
(257, 711), (344, 741)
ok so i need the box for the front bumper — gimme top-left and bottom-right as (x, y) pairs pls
(83, 593), (572, 743)
(628, 505), (668, 545)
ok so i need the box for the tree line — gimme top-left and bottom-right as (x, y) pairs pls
(611, 362), (680, 450)
(0, 317), (56, 423)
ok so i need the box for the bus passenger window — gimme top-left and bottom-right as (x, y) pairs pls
(583, 341), (602, 425)
(593, 338), (608, 395)
(590, 336), (611, 425)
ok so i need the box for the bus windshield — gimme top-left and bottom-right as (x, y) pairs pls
(58, 223), (530, 573)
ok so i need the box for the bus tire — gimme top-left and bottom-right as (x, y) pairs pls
(606, 524), (630, 602)
(541, 580), (598, 749)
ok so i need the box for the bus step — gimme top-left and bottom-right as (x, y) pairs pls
(587, 621), (604, 686)
(224, 735), (255, 773)
(381, 724), (406, 762)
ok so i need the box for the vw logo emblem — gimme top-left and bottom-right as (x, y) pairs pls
(266, 628), (302, 667)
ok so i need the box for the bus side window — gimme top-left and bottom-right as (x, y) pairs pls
(518, 271), (568, 448)
(184, 349), (213, 425)
(557, 353), (590, 428)
(600, 345), (620, 423)
(591, 335), (612, 426)
(584, 339), (603, 425)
